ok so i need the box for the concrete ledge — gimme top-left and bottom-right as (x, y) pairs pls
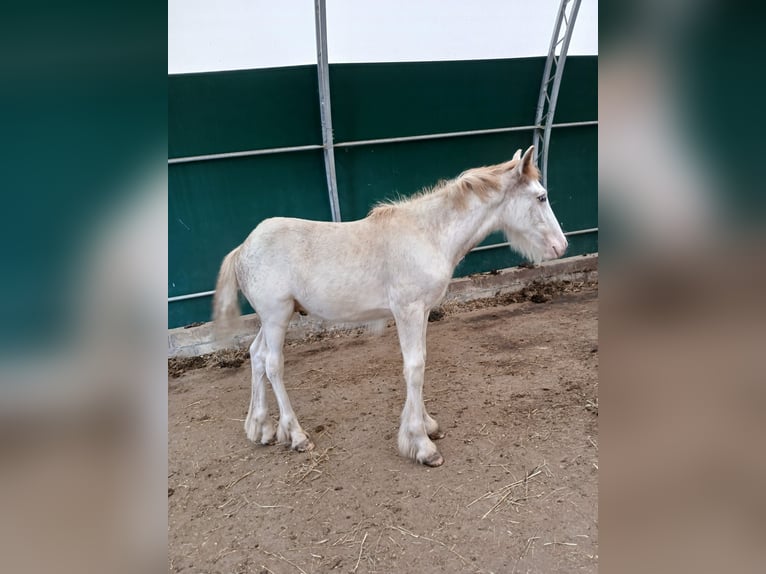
(168, 253), (598, 358)
(444, 253), (598, 303)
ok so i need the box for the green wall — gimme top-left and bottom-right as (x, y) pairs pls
(169, 66), (322, 156)
(169, 56), (597, 328)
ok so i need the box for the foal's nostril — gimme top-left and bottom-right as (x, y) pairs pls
(552, 239), (567, 258)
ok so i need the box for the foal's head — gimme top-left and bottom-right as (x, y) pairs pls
(498, 146), (568, 264)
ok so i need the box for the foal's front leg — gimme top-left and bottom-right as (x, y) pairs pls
(394, 304), (443, 467)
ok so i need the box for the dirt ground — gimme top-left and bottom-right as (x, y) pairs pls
(169, 283), (598, 574)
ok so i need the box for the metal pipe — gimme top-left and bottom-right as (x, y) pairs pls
(167, 228), (598, 303)
(314, 0), (342, 222)
(168, 144), (324, 165)
(167, 289), (216, 303)
(167, 121), (597, 165)
(469, 227), (598, 253)
(562, 227), (598, 237)
(336, 124), (541, 148)
(541, 120), (596, 130)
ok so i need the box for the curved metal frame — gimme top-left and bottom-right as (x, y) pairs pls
(532, 0), (582, 187)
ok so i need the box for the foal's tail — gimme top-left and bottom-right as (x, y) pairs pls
(213, 246), (242, 331)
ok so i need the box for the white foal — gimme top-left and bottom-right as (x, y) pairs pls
(213, 146), (567, 466)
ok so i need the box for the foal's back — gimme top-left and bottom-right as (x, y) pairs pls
(235, 216), (438, 322)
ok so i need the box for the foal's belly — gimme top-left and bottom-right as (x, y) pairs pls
(295, 289), (392, 323)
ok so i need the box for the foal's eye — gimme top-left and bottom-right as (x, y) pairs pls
(538, 195), (547, 203)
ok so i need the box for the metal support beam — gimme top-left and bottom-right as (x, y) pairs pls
(469, 227), (598, 253)
(335, 122), (567, 148)
(168, 289), (215, 303)
(314, 0), (342, 222)
(532, 0), (582, 187)
(168, 144), (324, 165)
(167, 121), (597, 165)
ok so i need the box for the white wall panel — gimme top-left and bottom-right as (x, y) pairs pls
(169, 0), (597, 74)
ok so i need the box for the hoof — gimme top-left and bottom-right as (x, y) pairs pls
(293, 439), (315, 452)
(246, 420), (276, 446)
(428, 430), (446, 440)
(260, 434), (277, 446)
(420, 452), (444, 467)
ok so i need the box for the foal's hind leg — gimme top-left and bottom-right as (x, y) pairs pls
(260, 305), (314, 452)
(244, 331), (276, 445)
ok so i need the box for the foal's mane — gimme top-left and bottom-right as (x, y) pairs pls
(368, 157), (537, 218)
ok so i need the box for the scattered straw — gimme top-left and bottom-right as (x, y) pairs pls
(252, 503), (292, 510)
(429, 484), (445, 500)
(312, 487), (331, 504)
(224, 497), (249, 518)
(373, 530), (384, 557)
(387, 525), (468, 566)
(225, 468), (257, 490)
(352, 532), (368, 572)
(466, 462), (548, 519)
(521, 535), (540, 559)
(332, 521), (367, 547)
(385, 535), (400, 551)
(262, 550), (307, 574)
(292, 446), (335, 485)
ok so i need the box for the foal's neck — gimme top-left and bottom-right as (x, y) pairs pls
(418, 190), (502, 268)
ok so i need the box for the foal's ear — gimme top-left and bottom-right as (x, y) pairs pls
(518, 145), (540, 181)
(512, 148), (522, 161)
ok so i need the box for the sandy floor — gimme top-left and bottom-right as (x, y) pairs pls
(169, 284), (598, 573)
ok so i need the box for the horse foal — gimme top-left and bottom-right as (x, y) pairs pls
(213, 146), (567, 466)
